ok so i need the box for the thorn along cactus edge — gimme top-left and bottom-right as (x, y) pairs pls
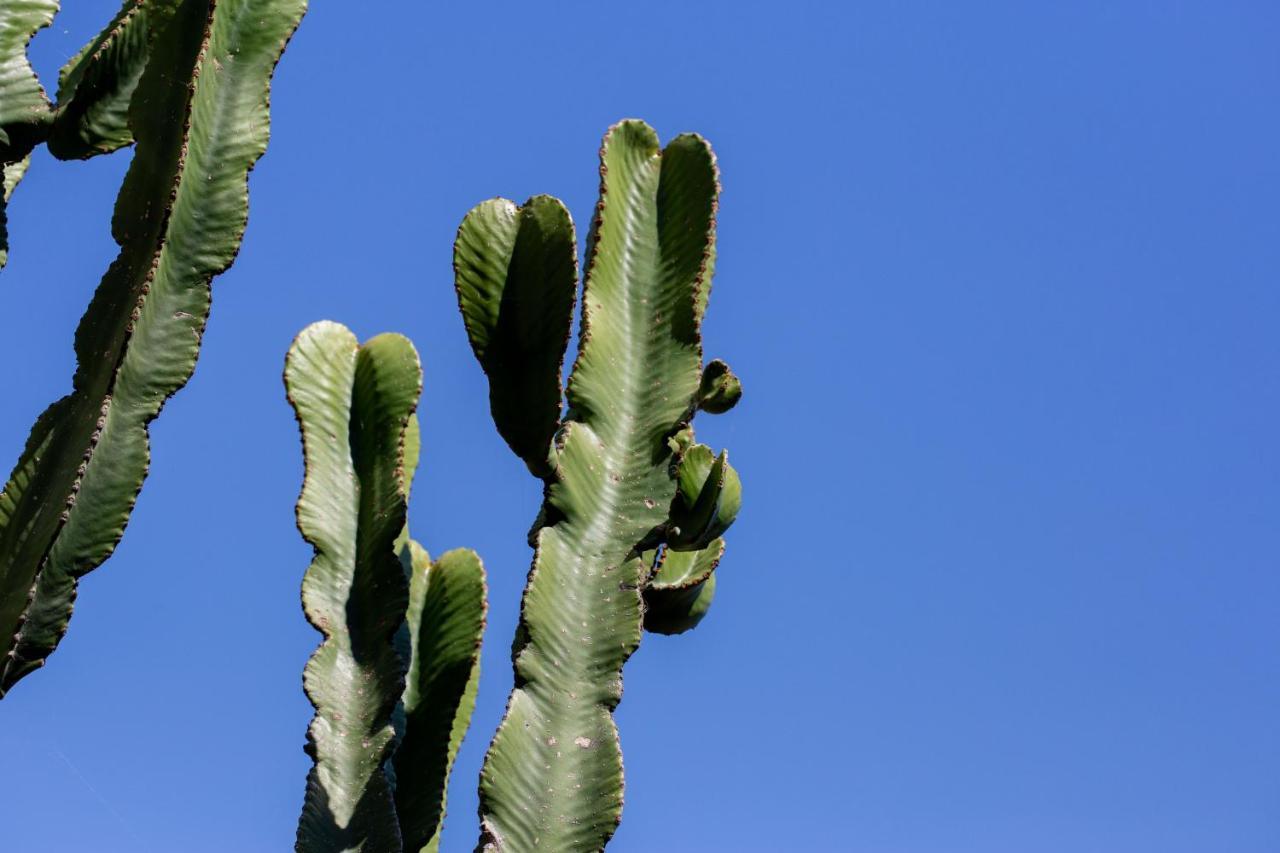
(0, 0), (307, 697)
(283, 120), (743, 852)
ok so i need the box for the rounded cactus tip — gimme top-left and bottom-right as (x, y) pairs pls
(697, 359), (742, 414)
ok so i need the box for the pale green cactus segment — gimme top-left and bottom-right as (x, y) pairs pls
(466, 119), (720, 851)
(0, 0), (307, 698)
(0, 0), (57, 162)
(394, 544), (486, 853)
(47, 0), (157, 160)
(454, 194), (577, 476)
(288, 322), (421, 852)
(1, 154), (29, 268)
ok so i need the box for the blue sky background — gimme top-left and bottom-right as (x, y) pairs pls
(1, 2), (1277, 850)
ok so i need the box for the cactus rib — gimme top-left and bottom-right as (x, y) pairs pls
(0, 0), (307, 697)
(394, 543), (487, 853)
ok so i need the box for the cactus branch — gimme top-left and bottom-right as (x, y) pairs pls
(47, 0), (156, 160)
(0, 0), (307, 697)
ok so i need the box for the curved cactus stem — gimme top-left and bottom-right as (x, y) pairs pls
(46, 0), (157, 160)
(468, 120), (720, 852)
(0, 0), (57, 163)
(288, 322), (421, 853)
(394, 544), (486, 853)
(454, 195), (577, 477)
(0, 0), (307, 698)
(1, 154), (29, 268)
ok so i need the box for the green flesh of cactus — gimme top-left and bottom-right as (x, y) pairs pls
(47, 0), (156, 160)
(0, 0), (307, 698)
(0, 0), (57, 163)
(454, 119), (743, 851)
(0, 0), (57, 268)
(288, 322), (486, 853)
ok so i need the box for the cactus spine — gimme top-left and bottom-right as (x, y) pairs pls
(0, 0), (307, 696)
(454, 119), (743, 850)
(287, 322), (487, 853)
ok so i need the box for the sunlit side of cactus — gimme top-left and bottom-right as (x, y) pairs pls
(454, 119), (743, 851)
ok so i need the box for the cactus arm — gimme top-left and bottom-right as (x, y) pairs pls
(0, 0), (57, 163)
(394, 544), (486, 853)
(668, 444), (742, 551)
(453, 195), (577, 476)
(643, 539), (723, 635)
(1, 154), (29, 268)
(287, 322), (422, 853)
(0, 0), (307, 697)
(46, 0), (155, 160)
(471, 120), (719, 851)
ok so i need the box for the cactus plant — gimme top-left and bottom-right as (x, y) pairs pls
(0, 0), (307, 697)
(286, 321), (487, 853)
(454, 119), (743, 850)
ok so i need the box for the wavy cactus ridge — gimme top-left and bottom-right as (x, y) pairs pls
(47, 0), (156, 160)
(0, 0), (307, 697)
(288, 322), (420, 852)
(0, 0), (57, 163)
(465, 119), (722, 852)
(394, 543), (487, 853)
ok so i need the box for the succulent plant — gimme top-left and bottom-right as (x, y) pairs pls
(454, 119), (744, 851)
(286, 321), (487, 853)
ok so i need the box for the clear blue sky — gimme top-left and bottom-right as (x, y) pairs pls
(2, 2), (1277, 850)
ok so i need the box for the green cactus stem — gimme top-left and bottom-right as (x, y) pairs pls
(454, 119), (744, 851)
(288, 322), (486, 853)
(1, 154), (29, 268)
(0, 0), (307, 697)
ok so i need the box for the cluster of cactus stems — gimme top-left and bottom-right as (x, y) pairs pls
(0, 0), (307, 697)
(282, 120), (742, 851)
(1, 6), (744, 841)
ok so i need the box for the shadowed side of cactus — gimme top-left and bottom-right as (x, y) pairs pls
(287, 322), (486, 853)
(0, 0), (307, 697)
(454, 119), (743, 851)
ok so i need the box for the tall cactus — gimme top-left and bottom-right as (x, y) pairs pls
(0, 0), (307, 697)
(454, 119), (743, 850)
(286, 321), (487, 853)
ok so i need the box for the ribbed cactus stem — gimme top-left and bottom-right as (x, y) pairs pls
(455, 119), (743, 851)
